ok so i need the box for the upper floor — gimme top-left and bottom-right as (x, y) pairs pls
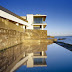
(22, 14), (47, 24)
(0, 6), (47, 30)
(21, 14), (47, 30)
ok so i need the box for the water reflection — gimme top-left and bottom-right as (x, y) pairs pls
(25, 50), (47, 68)
(0, 42), (51, 72)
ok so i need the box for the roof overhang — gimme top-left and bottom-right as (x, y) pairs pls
(0, 6), (29, 26)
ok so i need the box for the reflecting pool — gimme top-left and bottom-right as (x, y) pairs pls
(0, 42), (72, 72)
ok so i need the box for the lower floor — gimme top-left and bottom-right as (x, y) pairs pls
(33, 25), (45, 30)
(25, 24), (47, 30)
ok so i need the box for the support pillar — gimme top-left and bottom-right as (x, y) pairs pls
(42, 25), (44, 30)
(42, 51), (44, 56)
(23, 25), (25, 29)
(16, 23), (19, 26)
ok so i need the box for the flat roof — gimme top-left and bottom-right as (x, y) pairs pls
(33, 15), (47, 17)
(0, 6), (28, 22)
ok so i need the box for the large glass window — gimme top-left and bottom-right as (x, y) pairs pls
(34, 27), (40, 30)
(34, 18), (42, 23)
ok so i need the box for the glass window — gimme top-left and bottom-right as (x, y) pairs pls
(34, 58), (46, 65)
(34, 27), (40, 30)
(34, 18), (42, 23)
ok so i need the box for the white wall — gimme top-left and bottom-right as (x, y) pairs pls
(0, 10), (29, 26)
(26, 14), (34, 29)
(26, 25), (33, 29)
(27, 14), (33, 24)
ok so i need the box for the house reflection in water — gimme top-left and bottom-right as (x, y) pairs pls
(25, 50), (47, 68)
(11, 43), (48, 72)
(0, 42), (51, 72)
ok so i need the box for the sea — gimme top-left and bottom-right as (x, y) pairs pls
(55, 36), (72, 45)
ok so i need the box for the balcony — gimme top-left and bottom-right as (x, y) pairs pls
(32, 23), (47, 28)
(32, 23), (47, 25)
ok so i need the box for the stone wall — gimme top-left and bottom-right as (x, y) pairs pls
(0, 17), (24, 32)
(25, 29), (47, 39)
(0, 28), (22, 50)
(0, 28), (47, 50)
(0, 17), (47, 50)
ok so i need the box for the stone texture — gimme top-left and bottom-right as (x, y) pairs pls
(0, 28), (48, 50)
(25, 29), (47, 39)
(0, 17), (51, 50)
(0, 17), (24, 32)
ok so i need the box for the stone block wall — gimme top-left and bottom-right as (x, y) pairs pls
(0, 17), (47, 50)
(25, 29), (47, 39)
(0, 17), (24, 32)
(0, 28), (22, 50)
(0, 28), (47, 50)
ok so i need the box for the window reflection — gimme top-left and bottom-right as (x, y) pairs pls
(34, 18), (43, 23)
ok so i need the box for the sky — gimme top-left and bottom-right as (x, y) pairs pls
(0, 0), (72, 36)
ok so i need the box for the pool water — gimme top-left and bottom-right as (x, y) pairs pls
(15, 43), (72, 72)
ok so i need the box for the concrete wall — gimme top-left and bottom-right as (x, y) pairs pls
(26, 25), (33, 29)
(26, 14), (33, 29)
(27, 14), (33, 24)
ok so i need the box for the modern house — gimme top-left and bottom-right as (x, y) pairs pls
(0, 6), (47, 31)
(21, 14), (47, 30)
(0, 6), (48, 46)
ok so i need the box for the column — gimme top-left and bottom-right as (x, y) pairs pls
(16, 23), (19, 26)
(23, 25), (25, 29)
(42, 51), (44, 56)
(42, 25), (44, 30)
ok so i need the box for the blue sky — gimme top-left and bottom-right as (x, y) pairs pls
(0, 0), (72, 36)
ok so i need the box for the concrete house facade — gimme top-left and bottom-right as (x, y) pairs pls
(22, 14), (47, 30)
